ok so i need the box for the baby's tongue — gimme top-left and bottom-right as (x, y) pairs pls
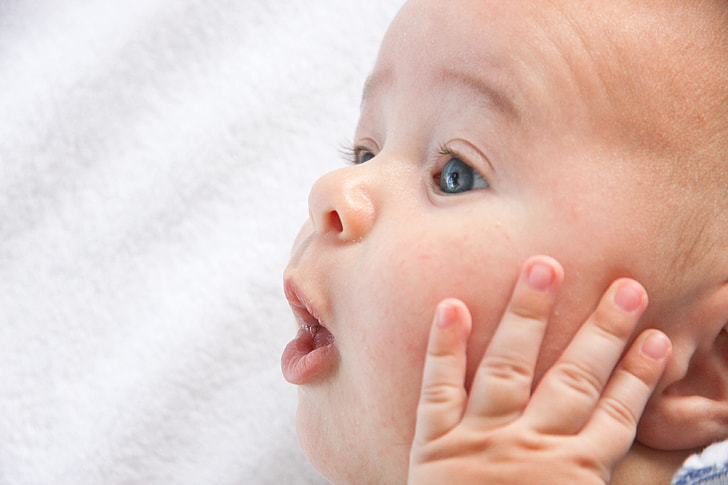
(311, 325), (334, 349)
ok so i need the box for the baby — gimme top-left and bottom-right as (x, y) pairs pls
(282, 0), (728, 483)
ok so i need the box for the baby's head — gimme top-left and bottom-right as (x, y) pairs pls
(282, 0), (728, 483)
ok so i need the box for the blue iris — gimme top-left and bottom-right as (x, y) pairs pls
(359, 152), (375, 163)
(440, 158), (489, 194)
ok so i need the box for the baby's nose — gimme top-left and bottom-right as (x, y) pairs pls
(307, 167), (375, 242)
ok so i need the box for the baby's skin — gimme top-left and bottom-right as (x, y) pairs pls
(408, 256), (671, 484)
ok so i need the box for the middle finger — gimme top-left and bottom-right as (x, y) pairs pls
(524, 278), (648, 434)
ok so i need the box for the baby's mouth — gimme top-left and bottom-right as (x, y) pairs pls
(281, 280), (338, 385)
(286, 280), (334, 348)
(303, 321), (335, 350)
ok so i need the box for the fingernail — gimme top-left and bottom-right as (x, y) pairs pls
(436, 302), (457, 328)
(527, 262), (554, 291)
(641, 331), (671, 360)
(614, 281), (643, 312)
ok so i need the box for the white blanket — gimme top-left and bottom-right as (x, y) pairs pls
(0, 1), (400, 483)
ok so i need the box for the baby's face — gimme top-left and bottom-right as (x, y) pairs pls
(283, 0), (693, 483)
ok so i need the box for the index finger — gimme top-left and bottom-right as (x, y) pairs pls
(413, 299), (472, 444)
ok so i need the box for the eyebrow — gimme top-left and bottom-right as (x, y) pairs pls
(361, 68), (520, 121)
(439, 69), (520, 120)
(360, 69), (392, 110)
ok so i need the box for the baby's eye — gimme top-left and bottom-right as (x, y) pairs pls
(342, 144), (376, 165)
(359, 151), (375, 164)
(439, 158), (490, 194)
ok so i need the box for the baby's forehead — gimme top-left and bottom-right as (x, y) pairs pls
(392, 0), (720, 88)
(387, 0), (726, 160)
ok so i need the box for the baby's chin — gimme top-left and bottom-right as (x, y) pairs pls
(296, 430), (357, 485)
(296, 403), (410, 485)
(295, 397), (349, 482)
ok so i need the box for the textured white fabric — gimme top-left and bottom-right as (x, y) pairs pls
(682, 442), (728, 471)
(0, 1), (400, 483)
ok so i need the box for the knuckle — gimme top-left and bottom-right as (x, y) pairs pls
(591, 305), (633, 341)
(420, 382), (465, 405)
(599, 395), (639, 430)
(513, 429), (548, 453)
(427, 344), (459, 359)
(480, 354), (534, 382)
(552, 361), (604, 399)
(570, 453), (606, 477)
(425, 350), (461, 375)
(509, 303), (548, 327)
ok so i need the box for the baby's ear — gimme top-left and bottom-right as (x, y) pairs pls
(636, 281), (728, 451)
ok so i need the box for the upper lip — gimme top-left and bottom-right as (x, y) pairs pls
(284, 278), (328, 332)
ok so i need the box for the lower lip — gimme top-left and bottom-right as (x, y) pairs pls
(281, 325), (337, 385)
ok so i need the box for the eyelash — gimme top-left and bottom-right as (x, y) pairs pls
(435, 144), (462, 164)
(341, 143), (471, 166)
(340, 143), (372, 165)
(340, 142), (489, 191)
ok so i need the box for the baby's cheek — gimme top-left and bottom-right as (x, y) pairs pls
(351, 244), (441, 429)
(351, 220), (520, 421)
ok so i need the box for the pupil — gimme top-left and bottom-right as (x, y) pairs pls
(448, 172), (460, 190)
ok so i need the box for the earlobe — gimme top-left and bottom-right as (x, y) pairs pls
(637, 333), (728, 450)
(636, 285), (728, 451)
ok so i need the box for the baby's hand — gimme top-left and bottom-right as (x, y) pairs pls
(408, 256), (671, 485)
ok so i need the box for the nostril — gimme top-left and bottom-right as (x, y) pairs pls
(326, 210), (343, 233)
(308, 171), (374, 240)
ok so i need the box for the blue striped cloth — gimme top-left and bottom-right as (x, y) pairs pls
(672, 441), (728, 485)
